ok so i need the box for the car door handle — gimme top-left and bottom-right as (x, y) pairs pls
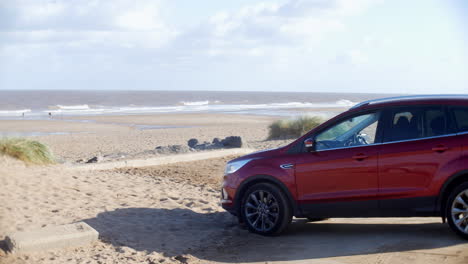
(352, 154), (368, 161)
(280, 163), (294, 169)
(432, 145), (449, 153)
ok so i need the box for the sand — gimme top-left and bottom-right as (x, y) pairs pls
(1, 113), (468, 264)
(0, 114), (291, 161)
(0, 156), (238, 264)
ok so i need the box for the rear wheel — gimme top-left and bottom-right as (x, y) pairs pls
(446, 182), (468, 239)
(240, 183), (292, 235)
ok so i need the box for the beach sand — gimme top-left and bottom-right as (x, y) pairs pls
(1, 113), (467, 264)
(0, 114), (292, 161)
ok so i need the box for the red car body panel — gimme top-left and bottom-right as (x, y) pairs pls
(221, 96), (468, 219)
(377, 135), (462, 199)
(295, 144), (379, 203)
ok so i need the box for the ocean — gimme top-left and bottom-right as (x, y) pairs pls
(0, 90), (391, 118)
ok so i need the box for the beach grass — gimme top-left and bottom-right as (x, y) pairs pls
(268, 116), (324, 139)
(0, 138), (55, 165)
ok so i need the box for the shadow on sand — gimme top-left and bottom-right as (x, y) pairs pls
(84, 207), (466, 263)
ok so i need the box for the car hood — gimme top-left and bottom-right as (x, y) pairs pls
(228, 146), (287, 163)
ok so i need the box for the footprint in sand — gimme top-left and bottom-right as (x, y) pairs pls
(198, 199), (209, 204)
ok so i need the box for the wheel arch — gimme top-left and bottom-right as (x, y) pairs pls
(438, 169), (468, 221)
(234, 175), (302, 218)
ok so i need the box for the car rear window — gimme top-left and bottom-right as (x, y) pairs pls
(452, 106), (468, 133)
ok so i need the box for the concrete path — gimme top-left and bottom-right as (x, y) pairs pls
(69, 148), (257, 171)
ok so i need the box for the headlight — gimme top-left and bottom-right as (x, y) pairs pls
(224, 159), (253, 175)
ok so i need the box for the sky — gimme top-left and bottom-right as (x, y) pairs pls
(0, 0), (467, 94)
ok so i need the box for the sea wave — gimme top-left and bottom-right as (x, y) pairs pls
(0, 100), (356, 117)
(180, 101), (210, 106)
(0, 109), (31, 115)
(335, 99), (355, 107)
(56, 104), (90, 110)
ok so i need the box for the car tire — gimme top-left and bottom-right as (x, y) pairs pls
(240, 183), (292, 236)
(446, 182), (468, 239)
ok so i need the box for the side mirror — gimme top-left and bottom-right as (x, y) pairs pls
(304, 138), (315, 152)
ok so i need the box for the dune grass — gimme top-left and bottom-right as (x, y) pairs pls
(268, 116), (324, 140)
(0, 138), (55, 165)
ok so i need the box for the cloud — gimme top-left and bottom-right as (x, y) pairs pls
(1, 0), (382, 56)
(0, 0), (170, 31)
(0, 0), (397, 91)
(187, 0), (382, 61)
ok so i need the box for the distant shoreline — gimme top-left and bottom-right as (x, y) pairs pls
(0, 90), (388, 118)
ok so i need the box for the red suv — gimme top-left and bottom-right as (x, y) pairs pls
(221, 95), (468, 237)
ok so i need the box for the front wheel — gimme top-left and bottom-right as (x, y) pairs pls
(446, 182), (468, 239)
(240, 183), (292, 235)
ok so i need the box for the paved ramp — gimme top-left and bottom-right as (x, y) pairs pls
(69, 148), (257, 171)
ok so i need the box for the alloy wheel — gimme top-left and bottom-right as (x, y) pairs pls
(451, 189), (468, 234)
(244, 190), (280, 232)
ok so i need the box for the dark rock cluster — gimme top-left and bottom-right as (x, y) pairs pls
(81, 136), (242, 164)
(188, 136), (242, 150)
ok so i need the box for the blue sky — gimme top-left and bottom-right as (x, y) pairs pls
(0, 0), (467, 93)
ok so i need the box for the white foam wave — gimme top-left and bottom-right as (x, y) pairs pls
(335, 99), (355, 107)
(0, 99), (356, 117)
(180, 101), (210, 106)
(56, 104), (90, 110)
(0, 109), (31, 116)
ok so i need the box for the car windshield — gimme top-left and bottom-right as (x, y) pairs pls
(315, 112), (380, 151)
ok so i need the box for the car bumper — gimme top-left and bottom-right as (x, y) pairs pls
(220, 185), (238, 216)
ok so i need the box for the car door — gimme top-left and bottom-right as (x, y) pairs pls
(295, 110), (382, 217)
(452, 106), (468, 156)
(378, 105), (462, 216)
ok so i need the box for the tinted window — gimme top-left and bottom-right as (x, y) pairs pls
(384, 108), (423, 142)
(316, 112), (380, 151)
(383, 106), (446, 142)
(424, 108), (446, 137)
(453, 106), (468, 133)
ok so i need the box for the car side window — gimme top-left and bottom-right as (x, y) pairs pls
(452, 106), (468, 133)
(383, 106), (447, 143)
(424, 107), (447, 137)
(384, 108), (423, 142)
(315, 112), (380, 151)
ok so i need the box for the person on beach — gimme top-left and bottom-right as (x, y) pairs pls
(48, 112), (52, 118)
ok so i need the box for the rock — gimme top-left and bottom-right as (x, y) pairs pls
(86, 156), (103, 163)
(155, 145), (191, 154)
(193, 142), (220, 150)
(187, 138), (198, 148)
(221, 136), (242, 148)
(170, 145), (190, 153)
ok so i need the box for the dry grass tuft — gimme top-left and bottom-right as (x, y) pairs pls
(0, 138), (55, 165)
(268, 116), (324, 140)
